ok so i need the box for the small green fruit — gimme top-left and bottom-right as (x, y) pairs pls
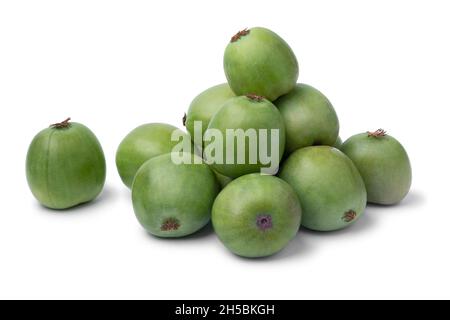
(205, 95), (286, 178)
(184, 83), (235, 144)
(212, 174), (301, 258)
(279, 146), (366, 231)
(26, 118), (106, 209)
(275, 84), (339, 154)
(132, 153), (220, 237)
(116, 123), (192, 188)
(224, 27), (299, 101)
(341, 129), (412, 205)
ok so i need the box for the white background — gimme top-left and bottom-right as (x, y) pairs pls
(0, 0), (448, 300)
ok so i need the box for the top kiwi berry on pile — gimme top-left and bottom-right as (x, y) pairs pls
(224, 27), (299, 101)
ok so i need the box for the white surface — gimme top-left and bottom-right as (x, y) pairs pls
(0, 0), (448, 300)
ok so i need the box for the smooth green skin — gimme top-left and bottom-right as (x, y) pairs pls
(279, 146), (367, 231)
(212, 174), (301, 258)
(334, 136), (343, 149)
(116, 123), (192, 188)
(213, 169), (233, 189)
(224, 27), (299, 101)
(205, 96), (286, 178)
(26, 123), (106, 209)
(275, 84), (339, 154)
(341, 133), (412, 205)
(185, 83), (235, 143)
(132, 153), (220, 238)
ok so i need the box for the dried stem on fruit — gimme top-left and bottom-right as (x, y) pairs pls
(50, 117), (71, 129)
(231, 28), (250, 42)
(246, 94), (265, 102)
(367, 129), (387, 137)
(342, 210), (357, 223)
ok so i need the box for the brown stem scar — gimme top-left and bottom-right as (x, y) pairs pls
(182, 113), (187, 127)
(246, 94), (265, 102)
(50, 117), (71, 129)
(231, 28), (250, 42)
(342, 210), (357, 223)
(161, 218), (180, 231)
(367, 129), (387, 137)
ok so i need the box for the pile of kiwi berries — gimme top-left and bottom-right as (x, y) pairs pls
(26, 27), (412, 258)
